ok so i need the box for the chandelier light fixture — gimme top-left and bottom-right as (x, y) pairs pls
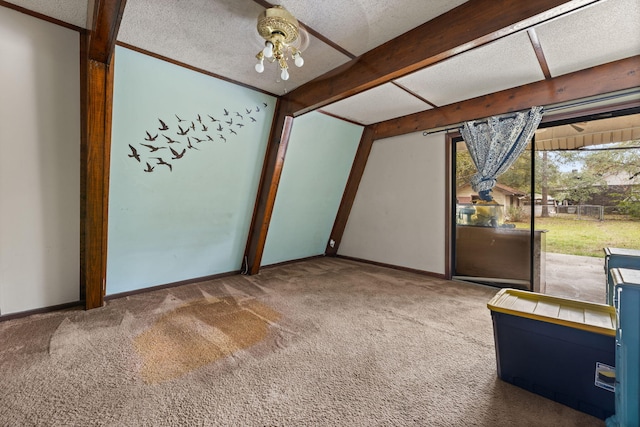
(255, 5), (306, 81)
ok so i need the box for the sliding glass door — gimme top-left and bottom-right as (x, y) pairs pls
(453, 137), (538, 291)
(453, 107), (640, 296)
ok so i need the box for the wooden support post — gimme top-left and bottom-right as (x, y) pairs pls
(325, 125), (376, 256)
(243, 100), (295, 275)
(83, 57), (115, 310)
(81, 0), (126, 309)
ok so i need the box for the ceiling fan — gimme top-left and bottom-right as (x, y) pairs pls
(569, 122), (588, 132)
(254, 5), (310, 81)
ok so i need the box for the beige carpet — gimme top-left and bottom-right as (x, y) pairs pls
(0, 258), (604, 426)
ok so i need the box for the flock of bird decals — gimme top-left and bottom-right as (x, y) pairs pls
(127, 103), (268, 172)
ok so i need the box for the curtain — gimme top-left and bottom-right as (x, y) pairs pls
(460, 106), (544, 201)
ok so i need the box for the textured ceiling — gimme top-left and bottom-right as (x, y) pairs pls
(395, 31), (546, 107)
(534, 0), (640, 77)
(320, 83), (432, 125)
(3, 0), (89, 28)
(116, 0), (354, 95)
(3, 0), (639, 126)
(278, 0), (468, 57)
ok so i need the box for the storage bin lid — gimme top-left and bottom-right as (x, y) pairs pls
(611, 267), (640, 287)
(603, 247), (640, 257)
(488, 288), (616, 336)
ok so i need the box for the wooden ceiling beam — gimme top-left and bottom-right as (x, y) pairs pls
(88, 0), (127, 64)
(283, 0), (600, 115)
(373, 55), (640, 140)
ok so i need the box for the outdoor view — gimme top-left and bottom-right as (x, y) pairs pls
(455, 113), (640, 303)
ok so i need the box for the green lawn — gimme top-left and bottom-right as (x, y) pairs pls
(511, 217), (640, 258)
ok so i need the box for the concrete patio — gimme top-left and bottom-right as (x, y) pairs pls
(544, 252), (606, 304)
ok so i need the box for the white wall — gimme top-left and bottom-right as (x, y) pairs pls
(0, 7), (80, 314)
(338, 132), (447, 274)
(261, 112), (362, 266)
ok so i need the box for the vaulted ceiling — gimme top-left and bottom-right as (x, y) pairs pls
(4, 0), (640, 127)
(3, 0), (639, 309)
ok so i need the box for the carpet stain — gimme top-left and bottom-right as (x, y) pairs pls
(134, 296), (280, 383)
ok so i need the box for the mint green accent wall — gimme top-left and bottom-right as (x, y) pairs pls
(107, 46), (275, 295)
(261, 112), (362, 266)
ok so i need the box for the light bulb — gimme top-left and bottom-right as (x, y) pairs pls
(255, 59), (264, 73)
(280, 68), (289, 81)
(294, 53), (304, 67)
(263, 42), (273, 58)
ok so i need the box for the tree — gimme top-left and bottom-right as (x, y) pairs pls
(581, 141), (640, 217)
(581, 141), (640, 179)
(455, 149), (476, 188)
(540, 151), (550, 217)
(552, 141), (640, 211)
(457, 139), (640, 217)
(500, 150), (533, 193)
(555, 169), (607, 204)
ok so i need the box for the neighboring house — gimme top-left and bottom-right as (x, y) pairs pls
(554, 172), (640, 207)
(588, 172), (640, 207)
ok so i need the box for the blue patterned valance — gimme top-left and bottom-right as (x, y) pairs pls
(460, 106), (544, 201)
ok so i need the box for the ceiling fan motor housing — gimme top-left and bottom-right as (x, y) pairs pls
(257, 6), (299, 44)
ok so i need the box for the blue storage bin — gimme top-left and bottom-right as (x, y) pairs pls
(606, 268), (640, 427)
(488, 289), (616, 419)
(604, 247), (640, 305)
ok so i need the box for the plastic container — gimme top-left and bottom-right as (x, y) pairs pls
(456, 202), (505, 227)
(606, 268), (640, 427)
(603, 247), (640, 305)
(488, 288), (616, 419)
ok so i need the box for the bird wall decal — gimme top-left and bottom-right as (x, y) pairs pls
(163, 135), (180, 144)
(132, 102), (269, 172)
(145, 131), (158, 141)
(128, 144), (141, 162)
(170, 147), (186, 159)
(151, 157), (173, 171)
(141, 143), (166, 152)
